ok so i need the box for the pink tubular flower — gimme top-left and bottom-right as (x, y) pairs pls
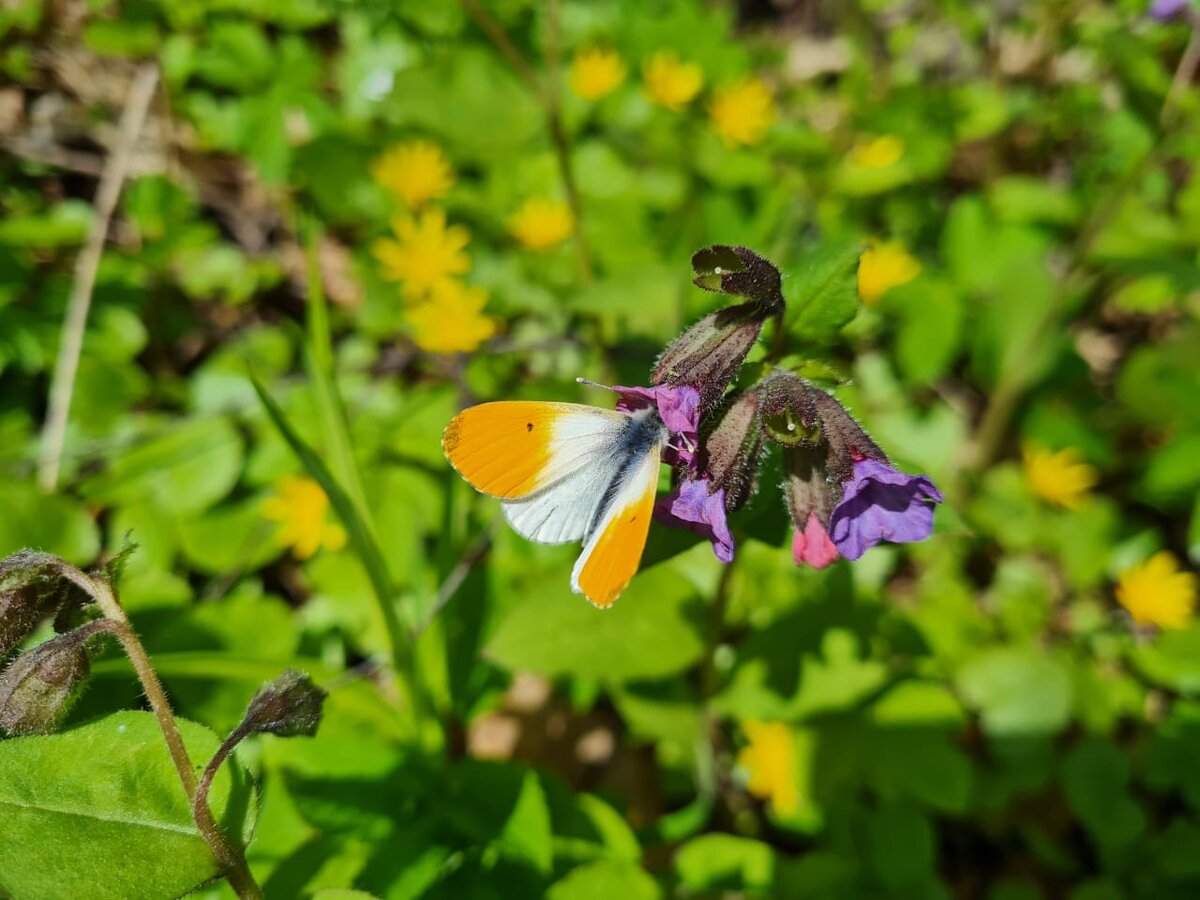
(615, 383), (700, 468)
(654, 478), (735, 563)
(828, 459), (943, 560)
(792, 512), (839, 568)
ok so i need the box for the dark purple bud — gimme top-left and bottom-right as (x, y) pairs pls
(0, 551), (91, 658)
(701, 389), (764, 511)
(828, 459), (944, 560)
(654, 478), (735, 563)
(239, 669), (326, 739)
(691, 245), (785, 314)
(651, 246), (783, 412)
(0, 620), (110, 736)
(783, 444), (841, 569)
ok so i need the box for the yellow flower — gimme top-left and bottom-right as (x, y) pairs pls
(370, 140), (454, 209)
(407, 280), (498, 354)
(372, 207), (470, 300)
(1022, 444), (1098, 510)
(643, 50), (704, 111)
(509, 198), (574, 250)
(262, 475), (347, 560)
(709, 76), (776, 147)
(857, 241), (921, 304)
(1116, 552), (1197, 630)
(569, 47), (626, 100)
(737, 720), (799, 816)
(850, 135), (905, 169)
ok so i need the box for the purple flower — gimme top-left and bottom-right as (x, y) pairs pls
(654, 478), (735, 563)
(615, 384), (700, 468)
(828, 459), (943, 561)
(1150, 0), (1190, 20)
(792, 513), (840, 569)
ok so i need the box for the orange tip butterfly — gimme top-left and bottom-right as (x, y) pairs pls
(441, 384), (673, 608)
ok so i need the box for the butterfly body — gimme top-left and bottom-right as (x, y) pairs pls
(443, 400), (666, 607)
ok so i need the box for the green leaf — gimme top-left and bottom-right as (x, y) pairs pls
(83, 417), (244, 516)
(675, 834), (775, 892)
(1132, 626), (1200, 695)
(0, 481), (99, 564)
(1061, 739), (1146, 848)
(0, 711), (255, 899)
(485, 565), (705, 681)
(956, 647), (1073, 737)
(547, 860), (661, 900)
(782, 239), (862, 344)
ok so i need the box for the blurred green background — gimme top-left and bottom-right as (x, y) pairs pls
(2, 0), (1200, 897)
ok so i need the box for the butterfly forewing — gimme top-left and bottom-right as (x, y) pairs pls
(442, 401), (627, 500)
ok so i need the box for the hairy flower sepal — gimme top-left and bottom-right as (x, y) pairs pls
(0, 550), (92, 658)
(784, 444), (840, 569)
(647, 246), (784, 413)
(829, 459), (943, 560)
(0, 619), (112, 735)
(701, 389), (765, 511)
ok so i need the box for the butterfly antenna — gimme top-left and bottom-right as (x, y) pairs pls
(575, 377), (617, 392)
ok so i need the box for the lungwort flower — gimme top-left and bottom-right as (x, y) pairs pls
(1116, 552), (1197, 630)
(738, 720), (799, 816)
(372, 208), (470, 300)
(509, 198), (574, 250)
(263, 475), (347, 560)
(827, 459), (943, 561)
(858, 241), (921, 304)
(370, 140), (454, 209)
(569, 47), (626, 100)
(1022, 444), (1098, 509)
(407, 280), (497, 354)
(643, 50), (704, 110)
(709, 77), (776, 147)
(760, 372), (942, 566)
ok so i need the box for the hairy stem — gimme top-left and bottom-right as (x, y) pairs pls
(62, 566), (263, 898)
(192, 726), (264, 900)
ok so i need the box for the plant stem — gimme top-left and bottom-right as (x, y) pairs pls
(37, 63), (159, 492)
(192, 727), (264, 900)
(61, 567), (198, 798)
(61, 565), (264, 899)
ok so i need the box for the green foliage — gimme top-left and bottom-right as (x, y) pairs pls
(0, 712), (255, 899)
(0, 0), (1198, 896)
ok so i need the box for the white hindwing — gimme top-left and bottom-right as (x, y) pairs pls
(502, 460), (619, 544)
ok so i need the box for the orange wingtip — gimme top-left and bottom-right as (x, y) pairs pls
(574, 483), (656, 608)
(442, 401), (568, 499)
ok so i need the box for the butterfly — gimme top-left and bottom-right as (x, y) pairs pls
(442, 393), (669, 608)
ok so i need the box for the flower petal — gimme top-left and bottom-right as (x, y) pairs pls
(792, 513), (839, 569)
(654, 478), (734, 563)
(828, 459), (943, 560)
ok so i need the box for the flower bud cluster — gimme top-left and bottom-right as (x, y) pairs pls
(636, 247), (943, 567)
